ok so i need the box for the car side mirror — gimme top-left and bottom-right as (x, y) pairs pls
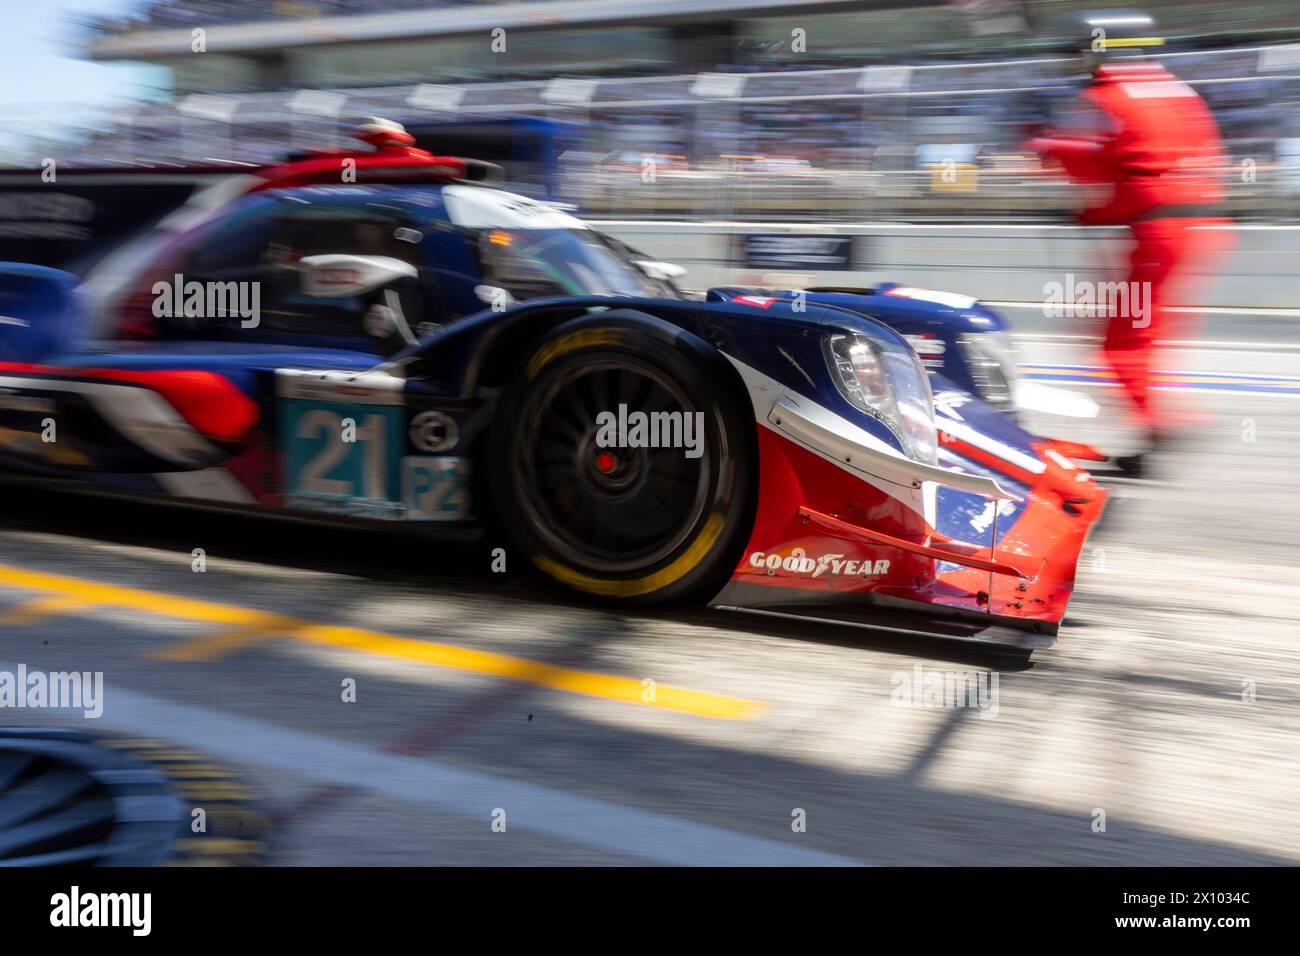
(300, 253), (416, 298)
(634, 259), (687, 282)
(300, 254), (420, 358)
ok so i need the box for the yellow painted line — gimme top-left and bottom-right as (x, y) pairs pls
(155, 764), (236, 779)
(0, 595), (89, 626)
(100, 738), (167, 748)
(0, 562), (765, 720)
(0, 565), (288, 626)
(164, 858), (244, 867)
(114, 749), (212, 763)
(1021, 367), (1107, 378)
(148, 619), (291, 663)
(172, 838), (266, 856)
(169, 781), (253, 801)
(288, 621), (761, 719)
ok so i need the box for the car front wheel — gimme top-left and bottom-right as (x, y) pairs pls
(489, 311), (756, 605)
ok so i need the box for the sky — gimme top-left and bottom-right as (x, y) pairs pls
(0, 0), (166, 117)
(0, 0), (172, 163)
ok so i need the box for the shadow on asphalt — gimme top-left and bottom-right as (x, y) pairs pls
(1, 480), (1035, 670)
(1, 483), (1288, 865)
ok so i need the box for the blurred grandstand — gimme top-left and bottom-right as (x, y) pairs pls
(6, 0), (1300, 220)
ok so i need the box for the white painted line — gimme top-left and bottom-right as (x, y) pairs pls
(593, 219), (1300, 233)
(20, 670), (863, 866)
(1017, 378), (1300, 398)
(1021, 364), (1300, 383)
(594, 220), (1112, 231)
(1010, 332), (1300, 351)
(986, 301), (1300, 318)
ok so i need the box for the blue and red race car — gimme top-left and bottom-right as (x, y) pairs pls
(0, 120), (1106, 649)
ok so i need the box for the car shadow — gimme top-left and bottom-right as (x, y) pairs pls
(0, 481), (1289, 865)
(0, 479), (1034, 670)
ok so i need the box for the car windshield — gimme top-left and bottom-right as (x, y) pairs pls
(478, 227), (678, 301)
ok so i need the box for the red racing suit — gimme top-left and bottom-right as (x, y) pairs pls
(1029, 62), (1232, 435)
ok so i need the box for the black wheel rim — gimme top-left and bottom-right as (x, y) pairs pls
(0, 730), (183, 866)
(512, 357), (713, 572)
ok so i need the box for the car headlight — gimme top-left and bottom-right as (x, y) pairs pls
(824, 332), (937, 464)
(959, 330), (1017, 410)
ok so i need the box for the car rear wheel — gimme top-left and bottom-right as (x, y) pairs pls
(489, 311), (756, 604)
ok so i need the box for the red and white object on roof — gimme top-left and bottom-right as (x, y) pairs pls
(352, 117), (418, 149)
(245, 118), (497, 193)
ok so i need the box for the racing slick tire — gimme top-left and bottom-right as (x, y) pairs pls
(488, 311), (756, 605)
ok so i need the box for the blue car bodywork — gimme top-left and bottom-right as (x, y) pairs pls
(0, 174), (1105, 645)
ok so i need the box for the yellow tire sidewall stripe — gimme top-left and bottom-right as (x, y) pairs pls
(526, 328), (625, 379)
(533, 512), (725, 599)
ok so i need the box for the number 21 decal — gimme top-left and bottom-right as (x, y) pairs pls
(294, 409), (392, 499)
(282, 402), (403, 517)
(279, 393), (469, 521)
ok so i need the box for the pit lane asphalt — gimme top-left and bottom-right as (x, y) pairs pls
(0, 341), (1296, 865)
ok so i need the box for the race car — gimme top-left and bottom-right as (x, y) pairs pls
(0, 120), (1106, 649)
